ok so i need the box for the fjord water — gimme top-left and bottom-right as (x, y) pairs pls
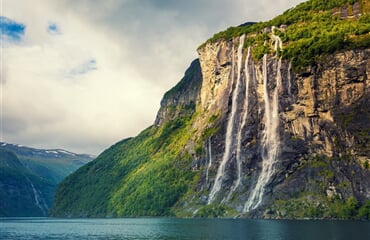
(1, 218), (369, 240)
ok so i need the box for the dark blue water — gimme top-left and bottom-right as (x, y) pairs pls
(0, 218), (369, 240)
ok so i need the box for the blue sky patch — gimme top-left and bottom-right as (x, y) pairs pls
(68, 59), (97, 77)
(0, 16), (25, 41)
(47, 22), (60, 34)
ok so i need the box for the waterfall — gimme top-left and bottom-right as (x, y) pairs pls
(287, 62), (292, 96)
(244, 30), (282, 212)
(226, 46), (252, 201)
(205, 138), (212, 185)
(27, 178), (47, 216)
(272, 26), (283, 51)
(208, 34), (245, 204)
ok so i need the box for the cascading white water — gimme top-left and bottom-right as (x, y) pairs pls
(272, 26), (283, 51)
(226, 46), (252, 201)
(208, 34), (245, 204)
(244, 29), (282, 212)
(287, 62), (292, 96)
(27, 178), (47, 215)
(205, 138), (212, 185)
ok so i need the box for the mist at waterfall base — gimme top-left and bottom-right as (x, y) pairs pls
(1, 218), (369, 240)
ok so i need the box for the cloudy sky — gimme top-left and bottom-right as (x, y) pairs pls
(1, 0), (305, 155)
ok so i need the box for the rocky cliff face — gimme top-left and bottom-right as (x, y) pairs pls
(182, 31), (370, 217)
(51, 0), (370, 219)
(155, 59), (202, 126)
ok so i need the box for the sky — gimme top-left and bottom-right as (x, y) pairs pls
(1, 0), (306, 155)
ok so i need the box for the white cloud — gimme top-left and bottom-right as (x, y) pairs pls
(1, 0), (305, 154)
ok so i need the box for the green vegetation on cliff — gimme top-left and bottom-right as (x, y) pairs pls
(51, 0), (370, 219)
(51, 61), (203, 217)
(51, 114), (199, 217)
(199, 0), (370, 70)
(0, 144), (93, 217)
(0, 149), (54, 216)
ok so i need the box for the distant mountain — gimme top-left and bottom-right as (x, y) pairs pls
(0, 142), (94, 217)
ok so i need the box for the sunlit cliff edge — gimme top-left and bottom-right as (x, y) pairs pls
(51, 0), (370, 219)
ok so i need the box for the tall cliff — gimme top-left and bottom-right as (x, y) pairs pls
(192, 38), (370, 218)
(52, 0), (370, 219)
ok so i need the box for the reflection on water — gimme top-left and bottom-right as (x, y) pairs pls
(0, 218), (369, 240)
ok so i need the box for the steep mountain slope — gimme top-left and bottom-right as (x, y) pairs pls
(52, 0), (370, 219)
(51, 59), (202, 217)
(0, 142), (94, 184)
(0, 149), (53, 216)
(0, 143), (93, 216)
